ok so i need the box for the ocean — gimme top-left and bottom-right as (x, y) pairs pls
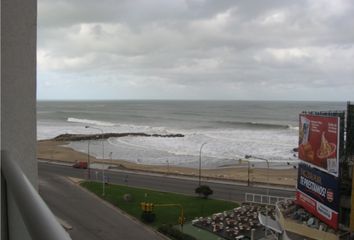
(37, 100), (347, 168)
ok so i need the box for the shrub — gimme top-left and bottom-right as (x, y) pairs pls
(195, 185), (213, 199)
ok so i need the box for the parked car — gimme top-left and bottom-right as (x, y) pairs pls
(73, 161), (88, 169)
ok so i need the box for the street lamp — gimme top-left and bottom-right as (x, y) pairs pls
(245, 154), (270, 237)
(109, 151), (113, 166)
(238, 158), (254, 186)
(87, 140), (91, 180)
(199, 142), (208, 187)
(247, 160), (251, 186)
(85, 125), (105, 196)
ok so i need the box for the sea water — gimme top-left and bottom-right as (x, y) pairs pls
(37, 100), (346, 168)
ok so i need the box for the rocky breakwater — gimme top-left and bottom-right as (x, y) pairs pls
(53, 132), (185, 141)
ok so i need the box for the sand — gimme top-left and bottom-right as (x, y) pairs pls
(37, 140), (297, 187)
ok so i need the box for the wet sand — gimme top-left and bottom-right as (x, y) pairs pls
(37, 140), (297, 187)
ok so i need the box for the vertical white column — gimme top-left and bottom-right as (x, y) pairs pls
(1, 0), (37, 239)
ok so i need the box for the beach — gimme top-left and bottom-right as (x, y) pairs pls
(37, 139), (298, 187)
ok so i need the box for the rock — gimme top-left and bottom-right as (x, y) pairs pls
(53, 132), (185, 141)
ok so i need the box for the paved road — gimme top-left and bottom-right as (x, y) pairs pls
(39, 161), (295, 203)
(39, 168), (165, 240)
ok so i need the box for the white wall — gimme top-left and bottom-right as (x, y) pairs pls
(1, 0), (37, 239)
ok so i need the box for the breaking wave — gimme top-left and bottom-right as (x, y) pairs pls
(67, 118), (115, 127)
(215, 120), (297, 130)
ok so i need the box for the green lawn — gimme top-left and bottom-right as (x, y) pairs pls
(81, 181), (239, 228)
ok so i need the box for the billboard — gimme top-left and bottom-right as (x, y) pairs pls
(296, 163), (339, 229)
(299, 114), (340, 176)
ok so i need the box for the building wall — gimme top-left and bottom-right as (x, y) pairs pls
(350, 166), (354, 232)
(348, 103), (354, 232)
(1, 0), (37, 239)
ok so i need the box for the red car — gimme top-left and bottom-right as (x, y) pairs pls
(73, 161), (88, 169)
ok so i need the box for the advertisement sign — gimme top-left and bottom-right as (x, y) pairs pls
(296, 163), (339, 229)
(296, 191), (338, 229)
(299, 114), (340, 176)
(297, 163), (339, 211)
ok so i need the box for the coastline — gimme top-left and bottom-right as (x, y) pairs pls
(37, 139), (297, 187)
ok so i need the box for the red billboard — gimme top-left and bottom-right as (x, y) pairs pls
(296, 191), (338, 229)
(298, 114), (340, 176)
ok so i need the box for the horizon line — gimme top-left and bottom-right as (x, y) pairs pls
(36, 99), (351, 103)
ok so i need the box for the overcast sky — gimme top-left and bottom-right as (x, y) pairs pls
(37, 0), (354, 101)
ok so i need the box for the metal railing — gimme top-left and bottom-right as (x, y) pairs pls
(245, 192), (294, 206)
(1, 152), (71, 240)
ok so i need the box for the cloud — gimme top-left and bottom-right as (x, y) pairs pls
(37, 0), (354, 100)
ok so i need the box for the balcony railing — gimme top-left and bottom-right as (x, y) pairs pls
(1, 152), (71, 240)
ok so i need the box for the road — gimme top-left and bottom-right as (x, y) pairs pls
(39, 161), (296, 239)
(39, 165), (165, 240)
(39, 161), (295, 203)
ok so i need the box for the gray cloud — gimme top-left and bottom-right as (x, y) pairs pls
(37, 0), (354, 100)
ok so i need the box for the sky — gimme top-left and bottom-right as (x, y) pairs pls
(37, 0), (354, 101)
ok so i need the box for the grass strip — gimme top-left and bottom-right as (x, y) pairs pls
(81, 181), (239, 228)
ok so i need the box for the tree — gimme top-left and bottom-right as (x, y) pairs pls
(195, 185), (213, 199)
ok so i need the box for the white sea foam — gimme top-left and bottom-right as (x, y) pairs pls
(37, 119), (173, 140)
(38, 119), (299, 168)
(67, 117), (115, 127)
(37, 120), (86, 140)
(101, 127), (298, 167)
(288, 125), (299, 131)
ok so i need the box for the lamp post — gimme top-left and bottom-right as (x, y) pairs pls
(199, 142), (208, 187)
(247, 160), (250, 186)
(245, 154), (270, 236)
(87, 140), (91, 180)
(109, 151), (113, 166)
(85, 125), (105, 196)
(238, 158), (253, 186)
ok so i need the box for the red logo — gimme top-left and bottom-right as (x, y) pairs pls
(327, 189), (334, 202)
